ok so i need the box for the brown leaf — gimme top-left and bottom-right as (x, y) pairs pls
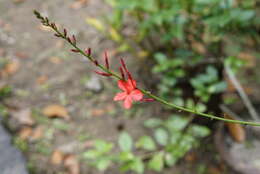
(0, 48), (6, 57)
(64, 155), (80, 174)
(91, 108), (105, 117)
(70, 0), (88, 9)
(3, 60), (20, 75)
(36, 75), (48, 85)
(51, 150), (65, 165)
(18, 127), (32, 140)
(238, 52), (256, 67)
(31, 126), (44, 141)
(43, 105), (70, 120)
(224, 114), (246, 143)
(11, 108), (35, 126)
(15, 52), (28, 59)
(49, 56), (62, 64)
(191, 41), (207, 54)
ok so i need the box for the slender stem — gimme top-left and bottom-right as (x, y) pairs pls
(224, 64), (260, 121)
(34, 11), (260, 127)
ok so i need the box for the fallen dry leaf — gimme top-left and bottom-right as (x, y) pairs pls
(224, 113), (246, 143)
(31, 126), (44, 141)
(0, 48), (6, 57)
(15, 52), (28, 59)
(64, 155), (80, 174)
(238, 52), (256, 67)
(70, 0), (88, 9)
(3, 60), (20, 75)
(191, 41), (207, 54)
(49, 56), (62, 64)
(91, 108), (105, 117)
(43, 105), (70, 120)
(11, 108), (35, 126)
(51, 150), (65, 165)
(18, 126), (32, 140)
(36, 75), (48, 85)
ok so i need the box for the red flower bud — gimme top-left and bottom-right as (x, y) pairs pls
(104, 51), (109, 69)
(119, 67), (125, 80)
(67, 37), (71, 43)
(141, 98), (154, 102)
(93, 60), (99, 66)
(63, 29), (67, 37)
(72, 35), (76, 45)
(71, 49), (79, 53)
(85, 48), (91, 56)
(94, 71), (112, 77)
(54, 33), (61, 37)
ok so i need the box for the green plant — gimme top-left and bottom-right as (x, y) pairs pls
(82, 114), (210, 173)
(191, 66), (227, 102)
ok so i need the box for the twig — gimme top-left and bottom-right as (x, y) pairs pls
(224, 63), (260, 121)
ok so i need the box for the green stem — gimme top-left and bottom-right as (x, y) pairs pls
(35, 12), (260, 127)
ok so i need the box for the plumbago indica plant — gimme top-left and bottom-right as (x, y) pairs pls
(34, 10), (260, 173)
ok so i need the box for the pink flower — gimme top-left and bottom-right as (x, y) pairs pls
(114, 79), (143, 109)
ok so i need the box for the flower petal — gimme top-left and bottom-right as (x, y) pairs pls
(131, 89), (143, 101)
(118, 80), (128, 91)
(127, 79), (136, 91)
(124, 96), (132, 109)
(114, 92), (127, 101)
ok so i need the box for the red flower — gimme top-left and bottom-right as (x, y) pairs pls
(114, 79), (143, 109)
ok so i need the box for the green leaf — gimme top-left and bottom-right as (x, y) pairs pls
(208, 81), (227, 93)
(94, 140), (113, 153)
(118, 132), (133, 152)
(195, 103), (207, 112)
(131, 158), (144, 174)
(148, 152), (164, 172)
(83, 150), (100, 159)
(96, 158), (111, 171)
(164, 153), (177, 166)
(119, 151), (134, 161)
(188, 125), (211, 138)
(154, 128), (168, 146)
(144, 118), (162, 128)
(164, 115), (189, 132)
(136, 136), (156, 151)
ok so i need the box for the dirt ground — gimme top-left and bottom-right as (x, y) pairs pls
(0, 0), (244, 174)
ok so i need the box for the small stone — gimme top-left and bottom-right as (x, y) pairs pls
(84, 75), (103, 93)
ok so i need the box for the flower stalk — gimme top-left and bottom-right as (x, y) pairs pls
(33, 10), (260, 126)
